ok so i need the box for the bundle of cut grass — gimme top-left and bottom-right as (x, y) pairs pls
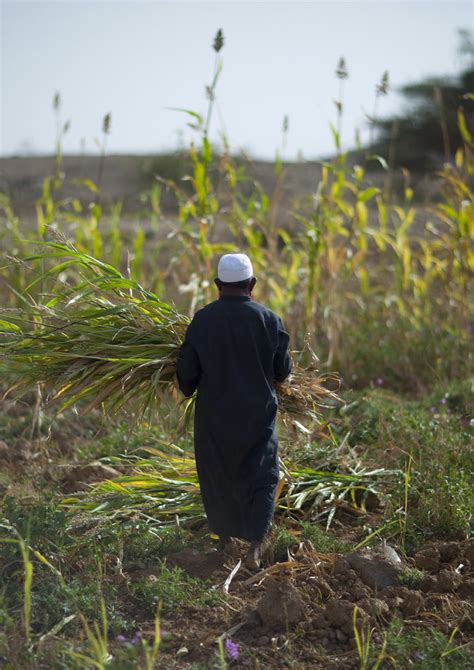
(0, 241), (340, 426)
(63, 445), (398, 529)
(65, 446), (205, 526)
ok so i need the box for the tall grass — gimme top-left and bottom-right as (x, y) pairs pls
(0, 238), (340, 430)
(2, 32), (471, 389)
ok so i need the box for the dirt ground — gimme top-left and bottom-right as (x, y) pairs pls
(0, 154), (440, 225)
(0, 365), (472, 668)
(149, 530), (474, 668)
(2, 427), (472, 669)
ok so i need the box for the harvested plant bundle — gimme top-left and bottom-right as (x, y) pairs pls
(63, 445), (398, 529)
(0, 241), (340, 425)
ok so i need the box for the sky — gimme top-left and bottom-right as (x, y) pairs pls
(1, 0), (473, 160)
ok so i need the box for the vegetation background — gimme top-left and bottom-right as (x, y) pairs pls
(0, 12), (472, 670)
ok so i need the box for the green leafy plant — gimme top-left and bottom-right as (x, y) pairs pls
(130, 563), (223, 614)
(398, 567), (425, 588)
(383, 619), (473, 669)
(353, 605), (391, 670)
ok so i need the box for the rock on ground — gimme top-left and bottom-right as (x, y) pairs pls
(346, 551), (402, 588)
(413, 546), (440, 572)
(324, 598), (369, 635)
(256, 578), (307, 629)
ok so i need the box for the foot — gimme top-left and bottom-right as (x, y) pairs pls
(245, 541), (262, 571)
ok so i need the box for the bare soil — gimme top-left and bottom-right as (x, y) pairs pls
(0, 398), (472, 668)
(0, 154), (440, 225)
(119, 532), (473, 668)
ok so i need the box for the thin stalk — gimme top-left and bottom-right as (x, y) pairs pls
(435, 86), (451, 162)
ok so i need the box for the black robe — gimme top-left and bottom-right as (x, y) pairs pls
(176, 295), (292, 541)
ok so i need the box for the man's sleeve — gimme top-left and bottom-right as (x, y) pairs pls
(274, 317), (292, 382)
(176, 323), (202, 397)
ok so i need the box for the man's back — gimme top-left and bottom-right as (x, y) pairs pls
(177, 295), (291, 417)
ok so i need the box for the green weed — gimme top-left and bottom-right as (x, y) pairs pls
(271, 526), (296, 561)
(382, 619), (474, 669)
(353, 605), (391, 669)
(300, 522), (350, 553)
(130, 562), (223, 614)
(398, 567), (425, 588)
(122, 523), (193, 566)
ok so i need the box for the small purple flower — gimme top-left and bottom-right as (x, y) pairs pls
(225, 638), (240, 660)
(441, 397), (447, 405)
(376, 377), (384, 386)
(117, 631), (142, 645)
(430, 406), (436, 413)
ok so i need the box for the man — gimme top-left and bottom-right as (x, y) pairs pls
(176, 253), (292, 569)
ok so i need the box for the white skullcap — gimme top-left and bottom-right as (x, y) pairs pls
(217, 253), (253, 283)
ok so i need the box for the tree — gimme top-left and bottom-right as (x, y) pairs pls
(367, 31), (474, 171)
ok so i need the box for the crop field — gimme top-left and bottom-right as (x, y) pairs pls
(0, 33), (473, 670)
